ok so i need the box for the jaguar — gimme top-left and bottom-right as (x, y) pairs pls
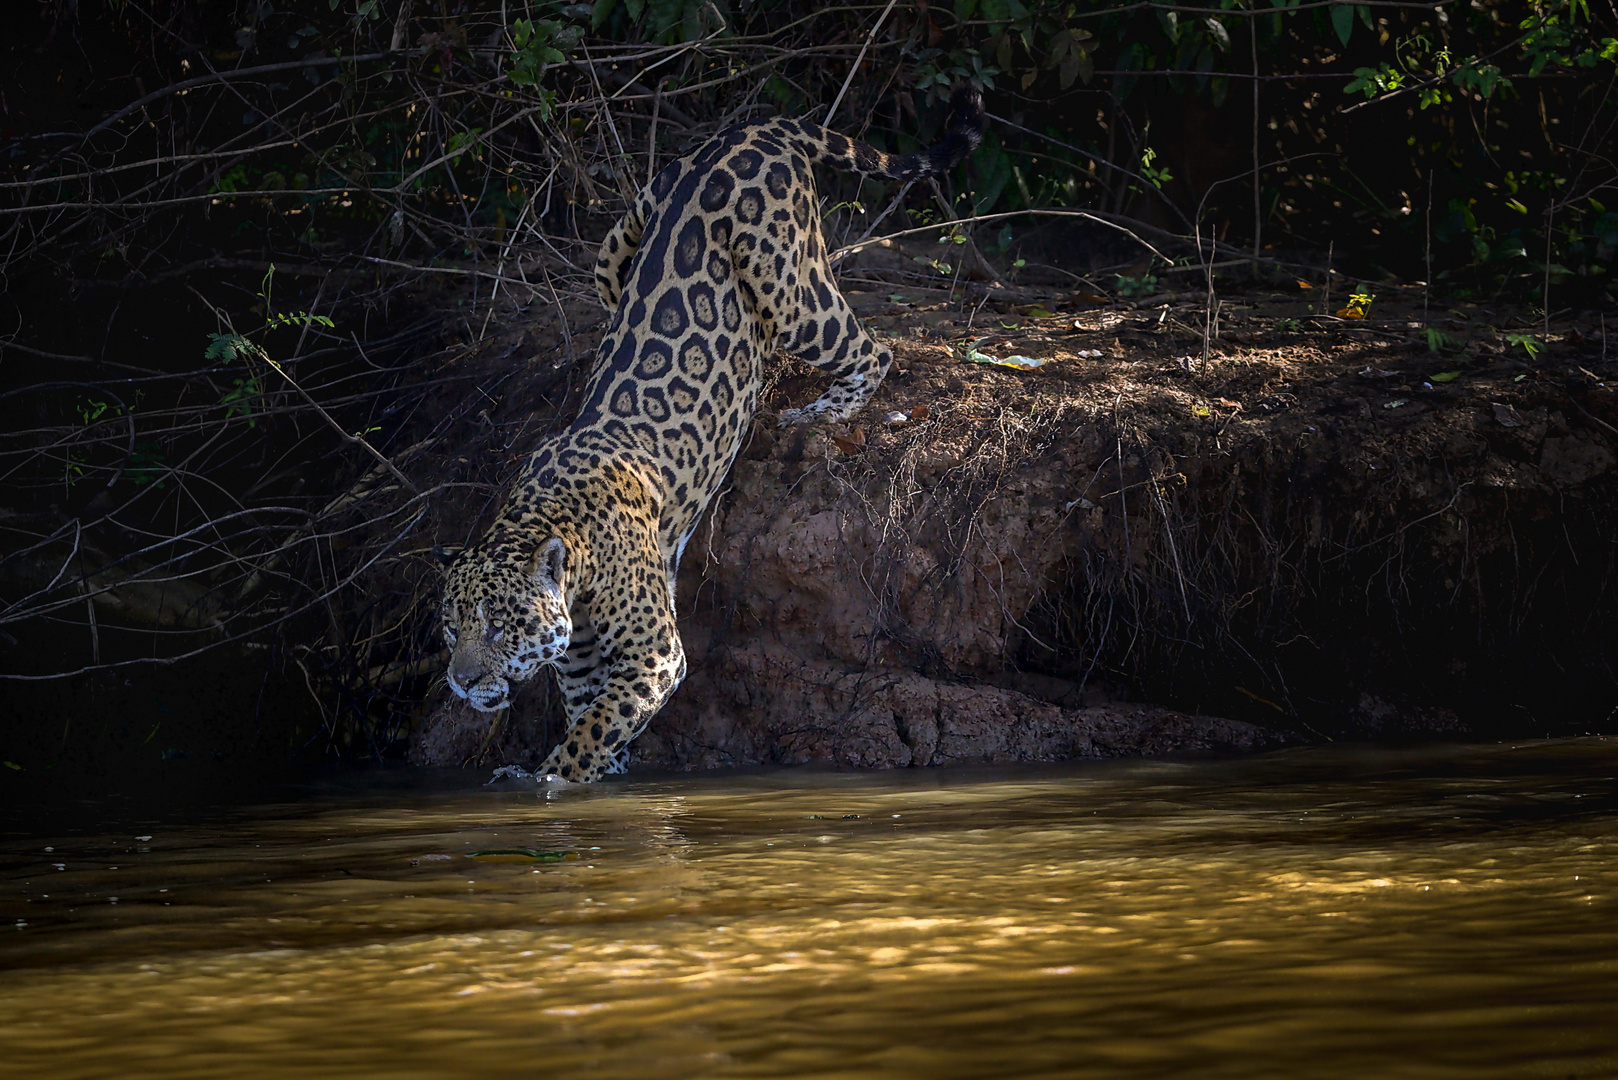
(441, 88), (986, 781)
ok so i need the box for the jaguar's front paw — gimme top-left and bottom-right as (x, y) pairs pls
(487, 764), (534, 784)
(538, 748), (599, 783)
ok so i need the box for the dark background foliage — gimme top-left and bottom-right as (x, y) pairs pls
(1, 0), (1614, 763)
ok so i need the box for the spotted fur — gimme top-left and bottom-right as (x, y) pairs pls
(442, 88), (986, 781)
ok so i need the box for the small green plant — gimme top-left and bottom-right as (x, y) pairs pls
(444, 128), (486, 164)
(65, 397), (167, 488)
(1138, 146), (1172, 189)
(1337, 291), (1374, 318)
(1274, 318), (1303, 333)
(66, 398), (122, 486)
(64, 446), (89, 486)
(209, 164), (252, 195)
(1506, 332), (1545, 361)
(339, 0), (381, 27)
(1115, 272), (1159, 298)
(76, 398), (116, 426)
(206, 265), (334, 392)
(265, 311), (335, 333)
(1344, 26), (1511, 107)
(220, 377), (264, 427)
(913, 46), (1001, 97)
(206, 333), (270, 365)
(1422, 327), (1459, 352)
(127, 440), (168, 488)
(508, 18), (568, 87)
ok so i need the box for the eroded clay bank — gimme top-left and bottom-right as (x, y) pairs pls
(410, 288), (1618, 771)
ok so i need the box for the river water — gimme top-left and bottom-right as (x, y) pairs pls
(1, 739), (1615, 1079)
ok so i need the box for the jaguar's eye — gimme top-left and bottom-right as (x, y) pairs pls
(445, 624), (459, 644)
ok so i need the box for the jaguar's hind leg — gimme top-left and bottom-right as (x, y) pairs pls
(776, 280), (893, 426)
(593, 193), (652, 310)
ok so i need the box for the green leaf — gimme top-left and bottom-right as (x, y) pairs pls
(1156, 8), (1180, 43)
(205, 333), (267, 364)
(1422, 328), (1459, 353)
(1429, 370), (1463, 382)
(1505, 333), (1543, 360)
(590, 0), (619, 28)
(1072, 46), (1094, 86)
(1115, 272), (1159, 298)
(1331, 3), (1354, 47)
(954, 0), (979, 20)
(465, 848), (578, 861)
(969, 132), (1013, 214)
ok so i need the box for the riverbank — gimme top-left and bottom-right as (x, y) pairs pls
(408, 277), (1618, 770)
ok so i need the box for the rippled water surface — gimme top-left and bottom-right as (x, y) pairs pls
(2, 739), (1616, 1079)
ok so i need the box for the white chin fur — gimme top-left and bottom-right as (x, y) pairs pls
(447, 672), (508, 711)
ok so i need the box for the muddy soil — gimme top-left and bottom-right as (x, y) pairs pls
(408, 275), (1618, 772)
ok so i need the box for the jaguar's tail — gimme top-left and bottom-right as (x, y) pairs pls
(811, 85), (986, 181)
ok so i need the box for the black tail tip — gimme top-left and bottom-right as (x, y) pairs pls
(947, 84), (987, 134)
(948, 84), (983, 116)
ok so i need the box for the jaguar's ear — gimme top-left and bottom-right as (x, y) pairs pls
(432, 544), (460, 568)
(532, 536), (567, 584)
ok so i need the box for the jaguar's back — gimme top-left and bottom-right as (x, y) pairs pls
(571, 90), (986, 576)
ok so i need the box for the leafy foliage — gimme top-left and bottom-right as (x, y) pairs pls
(204, 334), (269, 365)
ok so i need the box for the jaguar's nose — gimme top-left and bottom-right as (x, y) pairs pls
(448, 654), (488, 690)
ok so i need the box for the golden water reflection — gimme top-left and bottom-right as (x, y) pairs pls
(2, 739), (1616, 1078)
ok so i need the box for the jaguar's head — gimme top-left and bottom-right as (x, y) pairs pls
(440, 530), (571, 712)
